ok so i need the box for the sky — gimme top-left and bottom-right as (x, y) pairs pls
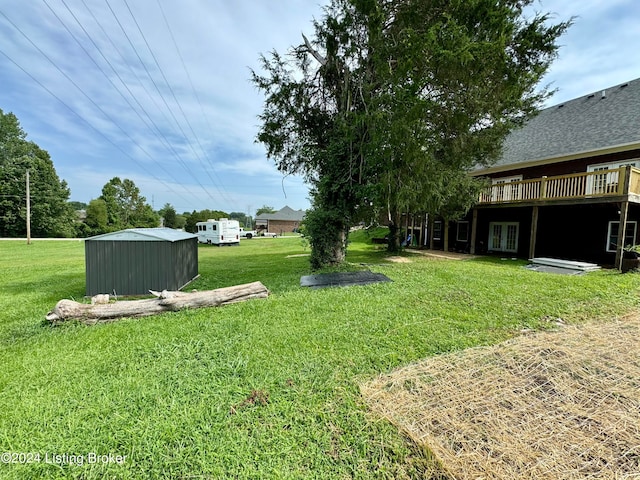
(0, 0), (638, 216)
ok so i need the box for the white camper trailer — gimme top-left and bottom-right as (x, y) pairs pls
(196, 218), (240, 246)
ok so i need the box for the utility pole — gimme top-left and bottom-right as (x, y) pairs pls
(26, 170), (31, 245)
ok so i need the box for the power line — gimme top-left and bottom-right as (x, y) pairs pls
(105, 0), (231, 205)
(0, 5), (209, 208)
(42, 1), (165, 150)
(155, 0), (232, 202)
(49, 0), (213, 206)
(0, 10), (167, 175)
(0, 45), (196, 209)
(79, 0), (175, 137)
(0, 2), (263, 212)
(121, 0), (234, 205)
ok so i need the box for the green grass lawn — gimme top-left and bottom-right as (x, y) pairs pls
(1, 237), (639, 479)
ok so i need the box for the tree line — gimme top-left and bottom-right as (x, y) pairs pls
(0, 108), (269, 238)
(79, 197), (259, 237)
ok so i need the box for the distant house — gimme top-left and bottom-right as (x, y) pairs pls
(430, 77), (640, 267)
(255, 206), (306, 234)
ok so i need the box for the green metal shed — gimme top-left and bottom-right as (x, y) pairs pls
(85, 228), (199, 296)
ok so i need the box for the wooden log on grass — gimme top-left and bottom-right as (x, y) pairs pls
(46, 281), (269, 325)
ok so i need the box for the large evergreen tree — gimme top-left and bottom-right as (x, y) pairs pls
(0, 109), (75, 238)
(253, 0), (571, 265)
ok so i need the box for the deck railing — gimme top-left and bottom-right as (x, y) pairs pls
(478, 167), (640, 205)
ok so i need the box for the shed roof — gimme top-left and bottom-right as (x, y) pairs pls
(255, 205), (306, 222)
(477, 77), (640, 174)
(86, 228), (197, 242)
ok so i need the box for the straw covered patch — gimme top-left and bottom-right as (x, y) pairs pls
(361, 316), (640, 479)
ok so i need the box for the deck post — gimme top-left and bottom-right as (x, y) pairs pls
(615, 201), (630, 270)
(429, 216), (435, 250)
(443, 220), (450, 252)
(410, 214), (416, 246)
(423, 214), (428, 247)
(470, 208), (478, 254)
(529, 206), (539, 259)
(622, 165), (631, 194)
(405, 210), (410, 243)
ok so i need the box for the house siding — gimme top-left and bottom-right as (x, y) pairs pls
(419, 78), (640, 267)
(472, 207), (532, 258)
(484, 149), (640, 181)
(266, 219), (300, 234)
(255, 206), (306, 234)
(466, 204), (640, 266)
(534, 204), (639, 265)
(469, 151), (640, 265)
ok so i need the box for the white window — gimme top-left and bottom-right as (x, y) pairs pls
(491, 175), (523, 202)
(433, 221), (442, 241)
(488, 222), (519, 253)
(587, 160), (640, 195)
(456, 221), (469, 242)
(606, 221), (637, 252)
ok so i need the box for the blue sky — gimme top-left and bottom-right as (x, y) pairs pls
(0, 0), (638, 216)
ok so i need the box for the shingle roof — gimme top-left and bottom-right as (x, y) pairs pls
(488, 77), (640, 170)
(87, 228), (197, 242)
(255, 206), (306, 222)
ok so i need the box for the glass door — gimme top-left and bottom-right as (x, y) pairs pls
(488, 222), (519, 253)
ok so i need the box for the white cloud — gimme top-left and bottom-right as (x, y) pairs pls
(218, 157), (283, 176)
(535, 0), (640, 104)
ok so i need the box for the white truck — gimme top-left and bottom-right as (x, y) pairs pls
(239, 227), (258, 239)
(195, 218), (240, 246)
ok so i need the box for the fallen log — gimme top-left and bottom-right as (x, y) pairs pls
(46, 281), (269, 325)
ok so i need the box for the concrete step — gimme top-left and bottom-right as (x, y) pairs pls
(528, 257), (601, 271)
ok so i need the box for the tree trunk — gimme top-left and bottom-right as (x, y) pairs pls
(443, 219), (450, 252)
(306, 204), (350, 269)
(429, 215), (435, 250)
(329, 229), (347, 264)
(46, 282), (269, 325)
(387, 210), (402, 253)
(309, 224), (348, 268)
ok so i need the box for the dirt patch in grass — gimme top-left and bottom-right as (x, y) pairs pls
(230, 389), (270, 414)
(361, 315), (640, 479)
(386, 256), (412, 263)
(405, 249), (478, 260)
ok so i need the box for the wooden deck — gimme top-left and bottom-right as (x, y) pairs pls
(478, 166), (640, 206)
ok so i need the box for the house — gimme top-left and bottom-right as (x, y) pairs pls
(435, 77), (640, 267)
(255, 206), (306, 234)
(85, 228), (198, 296)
